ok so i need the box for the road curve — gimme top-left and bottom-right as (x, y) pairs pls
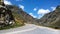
(0, 24), (60, 34)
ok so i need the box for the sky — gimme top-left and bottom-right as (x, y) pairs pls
(4, 0), (60, 19)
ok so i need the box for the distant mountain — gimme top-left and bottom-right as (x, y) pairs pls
(38, 5), (60, 28)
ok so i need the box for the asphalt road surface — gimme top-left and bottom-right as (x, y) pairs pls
(0, 24), (60, 34)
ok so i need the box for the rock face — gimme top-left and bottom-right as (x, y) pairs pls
(38, 5), (60, 28)
(6, 5), (37, 24)
(0, 2), (15, 27)
(0, 4), (37, 26)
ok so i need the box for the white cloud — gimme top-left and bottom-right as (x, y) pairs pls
(38, 9), (50, 15)
(33, 8), (37, 11)
(19, 5), (24, 10)
(51, 7), (56, 11)
(29, 13), (37, 18)
(4, 0), (12, 5)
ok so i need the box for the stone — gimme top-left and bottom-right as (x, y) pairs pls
(0, 0), (15, 27)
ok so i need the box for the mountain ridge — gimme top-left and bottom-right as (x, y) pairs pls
(5, 5), (38, 24)
(38, 5), (60, 28)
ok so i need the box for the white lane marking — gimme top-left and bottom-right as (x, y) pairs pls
(5, 27), (37, 34)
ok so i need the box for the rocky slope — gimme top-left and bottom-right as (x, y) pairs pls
(38, 5), (60, 28)
(6, 5), (38, 24)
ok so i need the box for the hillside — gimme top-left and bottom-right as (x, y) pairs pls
(38, 5), (60, 28)
(6, 5), (38, 24)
